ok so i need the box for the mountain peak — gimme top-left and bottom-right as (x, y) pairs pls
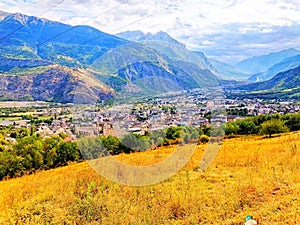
(144, 31), (185, 47)
(116, 30), (185, 47)
(10, 13), (30, 25)
(116, 30), (145, 42)
(4, 12), (51, 26)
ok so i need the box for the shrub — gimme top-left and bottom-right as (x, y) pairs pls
(199, 135), (210, 144)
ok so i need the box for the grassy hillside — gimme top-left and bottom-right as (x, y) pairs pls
(1, 132), (300, 224)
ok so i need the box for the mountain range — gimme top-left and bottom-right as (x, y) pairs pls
(0, 12), (300, 103)
(209, 58), (250, 80)
(235, 48), (300, 74)
(0, 13), (131, 103)
(0, 14), (223, 102)
(239, 66), (300, 99)
(248, 54), (300, 82)
(0, 13), (128, 64)
(116, 30), (248, 81)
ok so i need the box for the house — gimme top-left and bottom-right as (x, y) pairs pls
(227, 115), (241, 122)
(127, 127), (145, 135)
(103, 123), (114, 136)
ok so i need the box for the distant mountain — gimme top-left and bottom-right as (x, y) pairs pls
(0, 13), (128, 66)
(117, 30), (217, 71)
(248, 54), (300, 82)
(141, 41), (213, 71)
(102, 30), (221, 96)
(117, 30), (185, 48)
(209, 58), (250, 80)
(92, 43), (219, 96)
(192, 51), (217, 72)
(240, 66), (300, 91)
(0, 13), (220, 102)
(235, 48), (300, 74)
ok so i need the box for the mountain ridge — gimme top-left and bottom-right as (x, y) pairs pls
(0, 13), (221, 102)
(2, 12), (299, 102)
(248, 54), (300, 82)
(0, 12), (129, 64)
(116, 30), (185, 48)
(209, 58), (250, 80)
(235, 48), (300, 74)
(240, 66), (300, 92)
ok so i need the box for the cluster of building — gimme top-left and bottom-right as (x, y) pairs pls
(75, 94), (300, 137)
(0, 93), (299, 139)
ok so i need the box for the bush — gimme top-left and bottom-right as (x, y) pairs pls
(199, 135), (210, 144)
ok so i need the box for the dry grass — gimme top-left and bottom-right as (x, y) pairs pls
(0, 132), (300, 224)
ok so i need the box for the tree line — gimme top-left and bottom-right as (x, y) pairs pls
(225, 112), (300, 137)
(0, 125), (209, 180)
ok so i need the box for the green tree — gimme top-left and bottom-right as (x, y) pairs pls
(43, 136), (62, 168)
(260, 119), (289, 137)
(77, 137), (104, 160)
(13, 135), (44, 170)
(150, 130), (165, 147)
(284, 112), (300, 131)
(0, 150), (24, 179)
(56, 141), (80, 165)
(237, 119), (258, 135)
(166, 126), (182, 140)
(200, 125), (211, 136)
(122, 133), (150, 152)
(210, 126), (225, 137)
(100, 135), (126, 155)
(225, 122), (239, 135)
(254, 114), (268, 125)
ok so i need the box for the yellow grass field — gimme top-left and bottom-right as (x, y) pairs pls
(0, 132), (300, 224)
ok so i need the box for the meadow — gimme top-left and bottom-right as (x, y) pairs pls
(0, 131), (300, 224)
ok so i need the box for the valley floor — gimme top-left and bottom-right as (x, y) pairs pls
(0, 132), (300, 224)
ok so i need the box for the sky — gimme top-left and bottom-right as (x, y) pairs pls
(0, 0), (300, 64)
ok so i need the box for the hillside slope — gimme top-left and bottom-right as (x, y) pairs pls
(92, 42), (220, 97)
(248, 54), (300, 82)
(241, 66), (300, 91)
(0, 65), (115, 103)
(0, 132), (300, 224)
(209, 58), (250, 80)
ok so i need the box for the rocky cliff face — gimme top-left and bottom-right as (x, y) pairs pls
(0, 66), (115, 103)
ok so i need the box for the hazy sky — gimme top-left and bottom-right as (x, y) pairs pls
(0, 0), (300, 63)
